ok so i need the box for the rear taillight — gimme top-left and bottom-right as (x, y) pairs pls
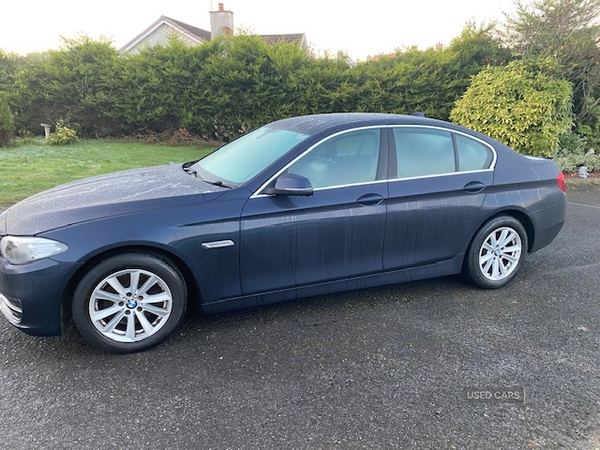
(556, 172), (566, 192)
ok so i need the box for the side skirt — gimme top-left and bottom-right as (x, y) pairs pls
(201, 254), (465, 314)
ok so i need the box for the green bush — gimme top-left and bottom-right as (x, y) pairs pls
(4, 27), (506, 140)
(0, 91), (14, 147)
(450, 58), (573, 157)
(553, 132), (600, 172)
(14, 129), (36, 146)
(47, 120), (78, 145)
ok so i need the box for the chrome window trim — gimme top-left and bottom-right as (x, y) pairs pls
(387, 167), (494, 183)
(252, 179), (388, 199)
(250, 124), (498, 199)
(389, 124), (498, 177)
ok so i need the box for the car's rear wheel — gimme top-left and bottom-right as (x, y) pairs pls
(72, 253), (187, 353)
(465, 216), (528, 289)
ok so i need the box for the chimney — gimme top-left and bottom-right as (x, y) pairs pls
(210, 3), (234, 39)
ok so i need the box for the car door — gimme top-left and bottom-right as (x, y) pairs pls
(383, 126), (495, 270)
(240, 127), (388, 294)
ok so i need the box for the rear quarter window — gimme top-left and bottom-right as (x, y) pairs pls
(456, 134), (493, 171)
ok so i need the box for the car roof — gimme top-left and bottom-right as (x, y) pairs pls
(269, 113), (458, 135)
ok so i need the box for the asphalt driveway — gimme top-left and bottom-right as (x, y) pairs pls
(0, 184), (599, 449)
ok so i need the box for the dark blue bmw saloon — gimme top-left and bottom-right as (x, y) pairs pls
(0, 113), (567, 352)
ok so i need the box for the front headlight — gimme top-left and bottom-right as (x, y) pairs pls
(0, 236), (68, 265)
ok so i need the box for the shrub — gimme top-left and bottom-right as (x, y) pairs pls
(450, 58), (573, 157)
(47, 120), (78, 145)
(5, 29), (506, 140)
(0, 91), (14, 147)
(553, 132), (600, 172)
(14, 129), (36, 146)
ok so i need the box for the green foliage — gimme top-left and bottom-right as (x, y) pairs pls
(181, 35), (314, 138)
(553, 132), (600, 172)
(113, 37), (200, 135)
(503, 0), (600, 133)
(449, 22), (512, 70)
(13, 129), (37, 146)
(47, 120), (78, 145)
(106, 35), (317, 138)
(345, 24), (509, 120)
(3, 26), (506, 140)
(10, 36), (121, 137)
(353, 47), (459, 119)
(0, 91), (15, 147)
(450, 58), (573, 157)
(0, 49), (14, 91)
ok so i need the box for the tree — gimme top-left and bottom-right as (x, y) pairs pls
(448, 22), (512, 81)
(10, 36), (121, 136)
(351, 23), (509, 121)
(0, 91), (15, 147)
(450, 58), (573, 157)
(0, 49), (18, 91)
(503, 0), (600, 135)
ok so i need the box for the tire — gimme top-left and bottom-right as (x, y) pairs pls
(72, 253), (187, 353)
(464, 216), (528, 289)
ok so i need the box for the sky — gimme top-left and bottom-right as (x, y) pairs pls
(1, 0), (516, 61)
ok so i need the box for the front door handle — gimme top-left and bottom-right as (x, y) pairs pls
(356, 193), (385, 206)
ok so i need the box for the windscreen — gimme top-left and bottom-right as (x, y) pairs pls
(192, 126), (310, 184)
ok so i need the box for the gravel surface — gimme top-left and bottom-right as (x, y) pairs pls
(1, 185), (599, 450)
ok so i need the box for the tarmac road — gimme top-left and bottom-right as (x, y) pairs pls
(1, 185), (599, 450)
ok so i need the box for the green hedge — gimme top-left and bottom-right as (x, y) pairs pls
(1, 28), (508, 140)
(0, 91), (14, 147)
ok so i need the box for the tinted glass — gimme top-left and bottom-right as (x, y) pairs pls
(394, 128), (455, 178)
(287, 129), (381, 188)
(456, 134), (493, 171)
(193, 126), (309, 184)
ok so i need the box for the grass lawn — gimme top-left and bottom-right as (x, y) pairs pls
(0, 139), (214, 208)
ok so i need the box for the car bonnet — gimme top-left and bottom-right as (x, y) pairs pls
(3, 164), (226, 235)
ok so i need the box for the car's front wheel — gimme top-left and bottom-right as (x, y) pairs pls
(465, 216), (528, 289)
(72, 253), (187, 353)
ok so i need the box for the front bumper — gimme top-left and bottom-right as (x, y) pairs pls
(0, 257), (76, 336)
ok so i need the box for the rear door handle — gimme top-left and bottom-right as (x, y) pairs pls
(356, 193), (385, 206)
(463, 181), (486, 193)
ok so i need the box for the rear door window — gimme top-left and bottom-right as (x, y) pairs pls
(393, 128), (455, 178)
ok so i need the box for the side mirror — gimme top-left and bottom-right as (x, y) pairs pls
(271, 173), (313, 196)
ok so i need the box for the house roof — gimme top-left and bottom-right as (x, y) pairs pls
(169, 17), (211, 41)
(121, 16), (308, 53)
(120, 15), (211, 53)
